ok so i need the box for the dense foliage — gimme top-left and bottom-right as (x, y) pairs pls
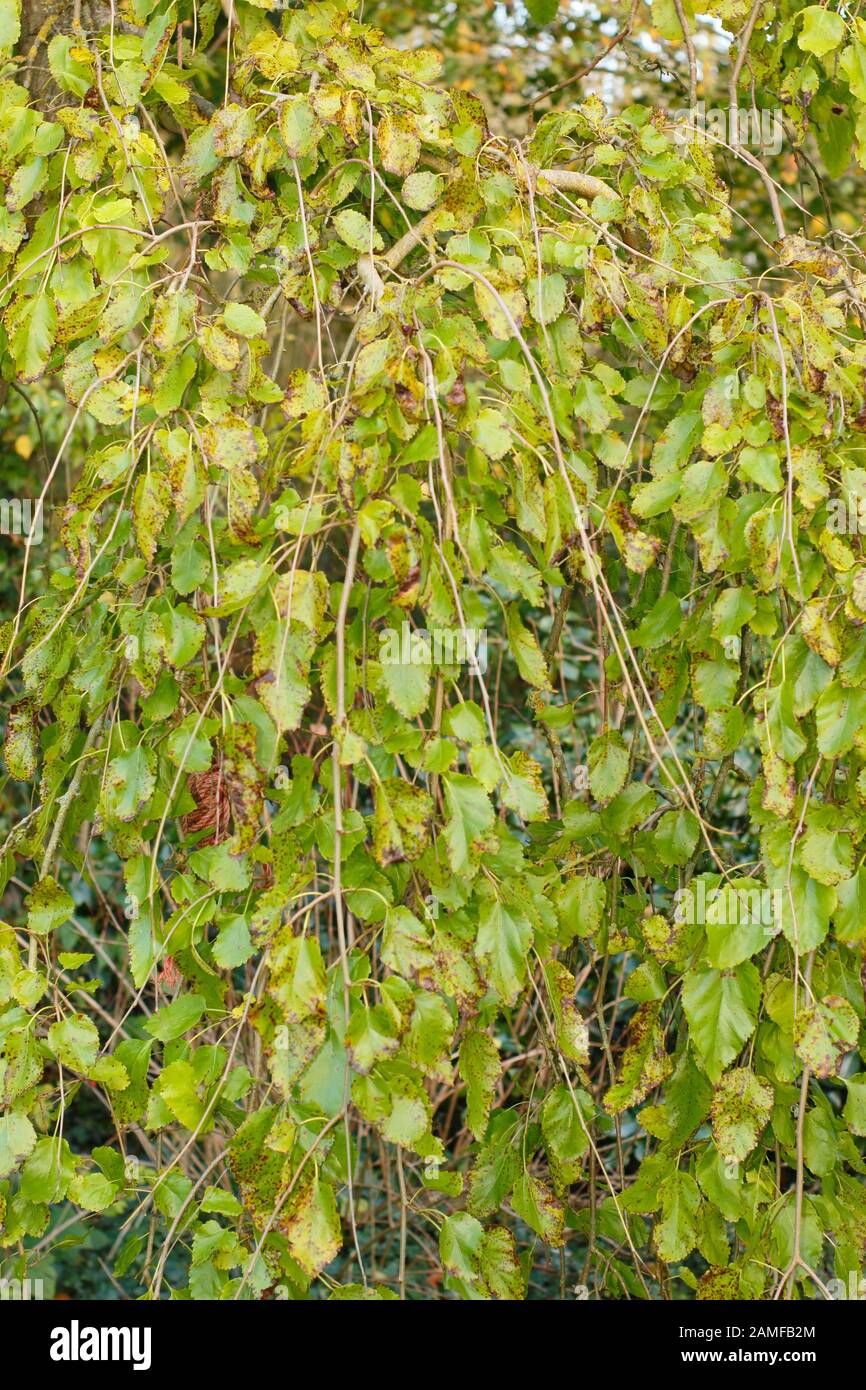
(3, 0), (866, 1301)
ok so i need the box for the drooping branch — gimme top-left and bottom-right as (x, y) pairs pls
(382, 165), (615, 272)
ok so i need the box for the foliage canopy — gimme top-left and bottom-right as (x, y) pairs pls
(3, 0), (866, 1300)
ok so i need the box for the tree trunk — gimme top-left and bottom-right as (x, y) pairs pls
(18, 0), (115, 107)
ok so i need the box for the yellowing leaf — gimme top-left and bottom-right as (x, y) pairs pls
(10, 292), (56, 381)
(377, 112), (420, 175)
(0, 0), (21, 57)
(711, 1067), (773, 1162)
(458, 1029), (500, 1139)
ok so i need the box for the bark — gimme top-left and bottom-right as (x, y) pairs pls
(18, 0), (114, 108)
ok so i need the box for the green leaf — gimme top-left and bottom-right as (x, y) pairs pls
(11, 291), (56, 380)
(710, 1067), (773, 1162)
(333, 208), (384, 253)
(655, 1170), (701, 1264)
(704, 881), (777, 968)
(633, 593), (682, 649)
(158, 1058), (205, 1129)
(694, 659), (738, 712)
(712, 586), (756, 638)
(406, 991), (453, 1081)
(353, 1068), (431, 1150)
(682, 964), (761, 1083)
(843, 1073), (866, 1136)
(26, 876), (74, 936)
(500, 750), (548, 822)
(799, 5), (845, 56)
(546, 959), (589, 1064)
(605, 1001), (672, 1113)
(346, 1003), (399, 1073)
(696, 1143), (742, 1221)
(144, 993), (207, 1043)
(815, 681), (866, 756)
(770, 1194), (823, 1273)
(112, 1040), (152, 1125)
(103, 746), (156, 822)
(558, 874), (606, 943)
(381, 652), (431, 718)
(841, 41), (866, 101)
(0, 1113), (37, 1178)
(472, 407), (512, 460)
(737, 445), (783, 493)
(475, 892), (532, 1006)
(402, 171), (444, 210)
(511, 1172), (564, 1245)
(587, 730), (628, 803)
(58, 951), (93, 970)
(835, 869), (866, 942)
(506, 605), (549, 688)
(800, 825), (853, 886)
(440, 1211), (483, 1280)
(212, 559), (271, 615)
(794, 995), (859, 1078)
(163, 604), (205, 669)
(373, 778), (432, 864)
(625, 958), (666, 1003)
(381, 906), (434, 980)
(803, 1105), (838, 1175)
(4, 703), (37, 780)
(541, 1083), (591, 1186)
(223, 302), (267, 338)
(253, 622), (313, 731)
(268, 931), (326, 1024)
(133, 471), (171, 563)
(47, 1013), (100, 1072)
(47, 34), (91, 95)
(20, 1136), (76, 1203)
(443, 774), (495, 872)
(284, 1174), (342, 1276)
(283, 369), (327, 419)
(458, 1029), (500, 1140)
(528, 272), (566, 325)
(653, 807), (699, 868)
(769, 865), (833, 953)
(478, 1226), (523, 1299)
(279, 95), (321, 157)
(0, 0), (21, 57)
(69, 1171), (120, 1212)
(673, 458), (726, 522)
(129, 917), (156, 991)
(89, 1056), (130, 1091)
(703, 705), (745, 758)
(649, 1049), (712, 1149)
(526, 0), (558, 21)
(213, 916), (254, 969)
(601, 782), (656, 838)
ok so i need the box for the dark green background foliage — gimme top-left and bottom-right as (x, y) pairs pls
(2, 0), (866, 1300)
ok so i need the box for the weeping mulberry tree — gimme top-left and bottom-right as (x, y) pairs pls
(3, 0), (866, 1301)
